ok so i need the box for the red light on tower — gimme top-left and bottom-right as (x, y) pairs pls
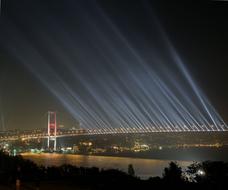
(47, 111), (57, 151)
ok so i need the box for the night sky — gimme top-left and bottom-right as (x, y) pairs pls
(0, 0), (227, 130)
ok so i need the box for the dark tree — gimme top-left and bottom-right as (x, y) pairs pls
(187, 161), (228, 189)
(163, 162), (183, 183)
(128, 164), (135, 176)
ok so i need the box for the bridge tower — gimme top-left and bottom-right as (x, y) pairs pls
(47, 111), (57, 151)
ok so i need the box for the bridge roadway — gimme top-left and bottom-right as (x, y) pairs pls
(0, 127), (225, 142)
(0, 128), (151, 141)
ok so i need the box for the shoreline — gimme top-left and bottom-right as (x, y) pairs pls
(20, 146), (228, 162)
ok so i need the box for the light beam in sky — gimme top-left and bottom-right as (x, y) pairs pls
(1, 1), (227, 132)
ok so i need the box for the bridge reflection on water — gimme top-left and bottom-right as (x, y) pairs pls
(21, 152), (192, 179)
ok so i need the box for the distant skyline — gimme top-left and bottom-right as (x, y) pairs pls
(0, 0), (227, 130)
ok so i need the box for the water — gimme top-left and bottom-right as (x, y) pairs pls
(21, 153), (192, 179)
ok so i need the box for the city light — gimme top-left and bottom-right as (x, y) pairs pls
(197, 169), (205, 176)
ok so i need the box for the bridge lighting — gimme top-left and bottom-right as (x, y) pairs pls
(47, 111), (57, 151)
(5, 2), (227, 133)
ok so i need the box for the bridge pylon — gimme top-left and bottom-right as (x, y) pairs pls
(47, 111), (57, 151)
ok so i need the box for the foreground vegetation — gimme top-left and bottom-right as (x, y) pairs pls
(0, 151), (228, 189)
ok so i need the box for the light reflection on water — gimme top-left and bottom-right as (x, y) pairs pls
(21, 153), (192, 179)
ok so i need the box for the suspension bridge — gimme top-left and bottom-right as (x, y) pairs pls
(0, 111), (227, 151)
